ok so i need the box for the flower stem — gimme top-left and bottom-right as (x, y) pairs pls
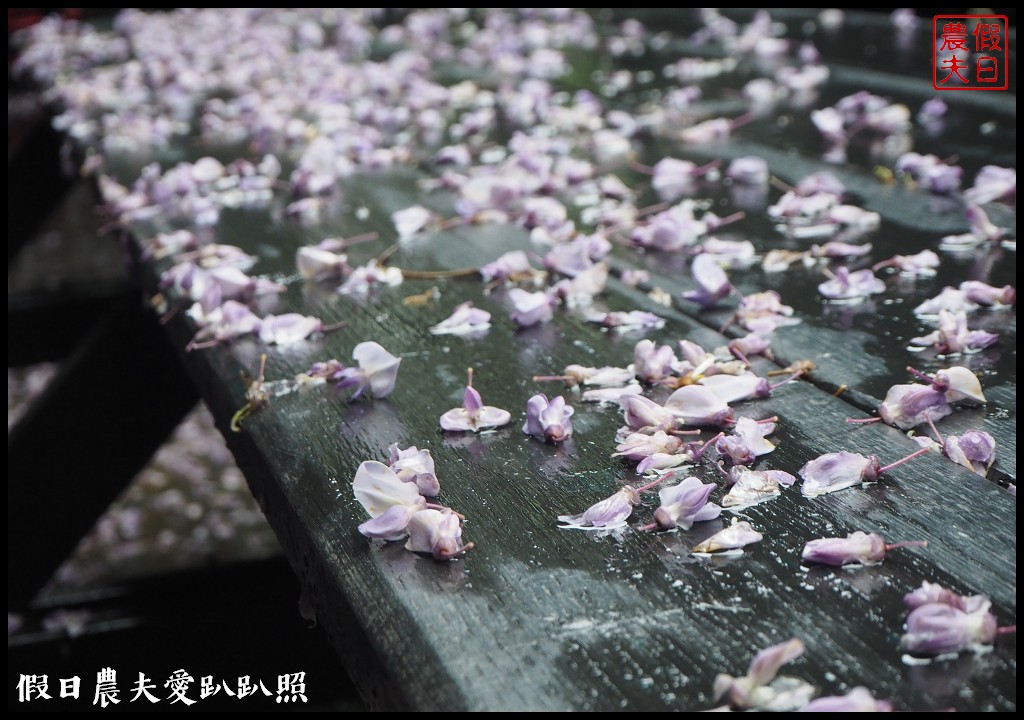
(634, 476), (667, 493)
(768, 371), (802, 390)
(905, 365), (933, 384)
(399, 267), (480, 279)
(885, 540), (928, 552)
(878, 446), (930, 474)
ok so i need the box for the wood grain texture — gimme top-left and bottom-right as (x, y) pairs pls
(32, 7), (1014, 712)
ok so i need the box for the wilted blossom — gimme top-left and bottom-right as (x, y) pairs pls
(650, 476), (721, 530)
(799, 687), (893, 712)
(736, 291), (799, 332)
(894, 152), (962, 194)
(535, 364), (635, 389)
(429, 301), (492, 336)
(440, 368), (511, 433)
(334, 341), (401, 400)
(940, 205), (1006, 250)
(903, 580), (989, 613)
(799, 447), (929, 497)
(964, 165), (1016, 204)
(186, 300), (263, 350)
(258, 313), (337, 346)
(581, 384), (644, 404)
(392, 204), (438, 238)
(801, 531), (926, 567)
(633, 339), (678, 385)
(622, 395), (678, 434)
(716, 416), (777, 465)
(692, 518), (763, 553)
(682, 254), (733, 308)
(872, 249), (940, 277)
(920, 365), (987, 404)
(713, 638), (815, 712)
(508, 288), (555, 328)
(297, 359), (346, 385)
(877, 383), (952, 429)
(337, 260), (403, 297)
(614, 431), (683, 462)
(522, 394), (574, 443)
(960, 280), (1015, 307)
(664, 385), (735, 428)
(297, 245), (348, 282)
(722, 468), (796, 508)
(901, 600), (1006, 657)
(909, 309), (998, 354)
(651, 158), (718, 201)
(558, 485), (645, 530)
(913, 287), (977, 316)
(943, 430), (996, 477)
(353, 460), (427, 540)
(818, 267), (886, 301)
(629, 201), (710, 251)
(387, 443), (440, 497)
(586, 310), (665, 331)
(479, 250), (536, 283)
(726, 156), (769, 185)
(699, 374), (772, 404)
(405, 508), (473, 560)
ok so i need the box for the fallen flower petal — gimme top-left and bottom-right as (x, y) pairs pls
(799, 687), (893, 712)
(430, 301), (492, 336)
(800, 447), (928, 497)
(692, 518), (763, 553)
(801, 531), (926, 566)
(652, 476), (721, 530)
(353, 460), (426, 519)
(522, 393), (574, 443)
(664, 385), (735, 428)
(714, 637), (813, 712)
(387, 443), (440, 497)
(722, 468), (796, 508)
(335, 341), (402, 400)
(405, 508), (473, 560)
(558, 485), (642, 530)
(440, 368), (512, 433)
(508, 287), (555, 328)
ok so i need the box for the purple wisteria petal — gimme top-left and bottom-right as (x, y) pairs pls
(614, 431), (683, 461)
(808, 241), (873, 259)
(392, 205), (437, 238)
(714, 638), (812, 712)
(258, 313), (323, 345)
(336, 341), (401, 399)
(664, 385), (735, 428)
(522, 394), (574, 443)
(430, 301), (492, 336)
(878, 384), (952, 429)
(799, 451), (880, 497)
(818, 267), (885, 301)
(909, 310), (998, 354)
(652, 159), (703, 202)
(692, 519), (763, 553)
(964, 165), (1016, 204)
(903, 581), (987, 612)
(874, 249), (940, 277)
(480, 250), (535, 283)
(801, 531), (888, 566)
(901, 603), (998, 656)
(683, 254), (733, 308)
(700, 374), (771, 404)
(653, 476), (721, 530)
(508, 288), (555, 328)
(716, 417), (776, 465)
(633, 339), (678, 384)
(387, 443), (440, 497)
(440, 373), (511, 433)
(722, 468), (795, 508)
(913, 287), (978, 316)
(297, 246), (348, 282)
(944, 430), (996, 477)
(960, 280), (1015, 307)
(931, 366), (986, 404)
(581, 384), (643, 404)
(405, 508), (470, 560)
(799, 687), (893, 712)
(737, 291), (799, 331)
(353, 460), (426, 518)
(337, 260), (403, 296)
(186, 300), (262, 349)
(586, 310), (665, 331)
(358, 504), (420, 541)
(726, 156), (769, 185)
(622, 395), (677, 434)
(558, 486), (642, 529)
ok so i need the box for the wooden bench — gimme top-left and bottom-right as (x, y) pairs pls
(9, 8), (1015, 711)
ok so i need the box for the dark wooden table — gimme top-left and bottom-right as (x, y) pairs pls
(9, 8), (1015, 711)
